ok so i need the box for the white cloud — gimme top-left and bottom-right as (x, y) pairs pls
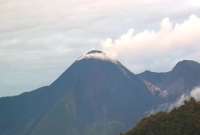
(102, 15), (200, 73)
(190, 87), (200, 101)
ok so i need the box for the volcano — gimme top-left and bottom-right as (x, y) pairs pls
(0, 51), (200, 135)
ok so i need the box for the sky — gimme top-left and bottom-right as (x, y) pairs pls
(0, 0), (200, 97)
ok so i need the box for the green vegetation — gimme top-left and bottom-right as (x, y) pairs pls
(124, 98), (200, 135)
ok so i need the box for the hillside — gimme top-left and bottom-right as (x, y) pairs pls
(124, 98), (200, 135)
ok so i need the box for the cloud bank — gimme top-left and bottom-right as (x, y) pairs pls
(102, 15), (200, 73)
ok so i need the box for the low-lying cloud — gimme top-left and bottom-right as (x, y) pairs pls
(169, 87), (200, 111)
(191, 87), (200, 101)
(102, 15), (200, 73)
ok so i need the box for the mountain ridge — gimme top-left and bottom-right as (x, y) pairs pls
(138, 60), (200, 100)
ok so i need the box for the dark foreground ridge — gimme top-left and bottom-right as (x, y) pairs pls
(124, 98), (200, 135)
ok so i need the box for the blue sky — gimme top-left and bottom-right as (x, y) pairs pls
(1, 0), (200, 97)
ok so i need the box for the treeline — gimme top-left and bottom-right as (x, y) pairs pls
(123, 98), (200, 135)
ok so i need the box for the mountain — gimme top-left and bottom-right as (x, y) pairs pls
(0, 50), (158, 135)
(0, 51), (200, 135)
(138, 60), (200, 101)
(123, 98), (200, 135)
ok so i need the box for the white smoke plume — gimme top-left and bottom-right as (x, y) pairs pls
(102, 15), (200, 73)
